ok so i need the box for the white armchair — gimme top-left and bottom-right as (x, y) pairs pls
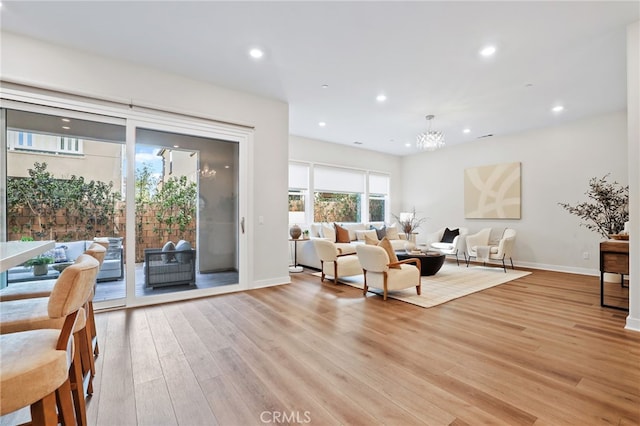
(355, 245), (421, 300)
(312, 239), (362, 284)
(465, 228), (516, 272)
(426, 227), (469, 265)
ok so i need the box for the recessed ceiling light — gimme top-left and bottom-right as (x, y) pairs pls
(61, 118), (70, 122)
(552, 105), (564, 113)
(376, 94), (387, 102)
(173, 145), (179, 148)
(480, 45), (496, 57)
(249, 48), (264, 59)
(62, 126), (70, 130)
(321, 84), (329, 89)
(318, 122), (326, 127)
(463, 128), (471, 134)
(405, 143), (411, 147)
(225, 165), (230, 169)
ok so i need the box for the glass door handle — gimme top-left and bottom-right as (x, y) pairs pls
(241, 217), (245, 234)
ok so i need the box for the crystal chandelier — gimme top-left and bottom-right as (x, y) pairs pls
(416, 114), (445, 151)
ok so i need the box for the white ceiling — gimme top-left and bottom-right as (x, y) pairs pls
(1, 1), (638, 156)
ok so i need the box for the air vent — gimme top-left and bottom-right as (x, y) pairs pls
(477, 134), (493, 139)
(353, 141), (363, 145)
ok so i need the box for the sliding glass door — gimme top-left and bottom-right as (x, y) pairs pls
(132, 126), (240, 301)
(2, 95), (249, 309)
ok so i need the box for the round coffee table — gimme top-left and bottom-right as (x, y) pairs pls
(396, 251), (446, 276)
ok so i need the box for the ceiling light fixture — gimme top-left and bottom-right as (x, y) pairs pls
(480, 45), (496, 57)
(318, 121), (326, 127)
(200, 165), (217, 179)
(61, 118), (70, 122)
(463, 128), (471, 134)
(376, 94), (387, 102)
(552, 105), (564, 113)
(62, 126), (70, 130)
(249, 48), (264, 59)
(321, 84), (329, 89)
(416, 115), (445, 151)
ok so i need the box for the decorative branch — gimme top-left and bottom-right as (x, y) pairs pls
(558, 174), (629, 239)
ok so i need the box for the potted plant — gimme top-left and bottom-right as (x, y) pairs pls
(303, 230), (310, 240)
(24, 255), (55, 276)
(558, 174), (629, 239)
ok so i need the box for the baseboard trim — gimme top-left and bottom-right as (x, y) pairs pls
(514, 261), (599, 277)
(251, 276), (291, 289)
(625, 315), (640, 332)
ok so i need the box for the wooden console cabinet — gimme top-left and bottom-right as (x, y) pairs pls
(599, 239), (629, 310)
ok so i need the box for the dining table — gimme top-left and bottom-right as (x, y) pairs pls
(0, 240), (56, 273)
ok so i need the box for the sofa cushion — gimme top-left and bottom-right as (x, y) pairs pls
(378, 237), (400, 268)
(321, 223), (336, 242)
(161, 241), (176, 263)
(334, 223), (351, 243)
(364, 234), (379, 245)
(43, 246), (69, 263)
(441, 228), (459, 243)
(342, 223), (366, 241)
(370, 225), (386, 240)
(385, 225), (400, 240)
(174, 240), (192, 263)
(431, 242), (454, 251)
(310, 223), (323, 238)
(356, 229), (378, 242)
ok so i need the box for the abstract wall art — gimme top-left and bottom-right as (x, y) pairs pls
(464, 162), (521, 219)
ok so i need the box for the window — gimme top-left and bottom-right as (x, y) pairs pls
(289, 162), (390, 224)
(8, 130), (82, 155)
(314, 191), (361, 222)
(288, 162), (309, 224)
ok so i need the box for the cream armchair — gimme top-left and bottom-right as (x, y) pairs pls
(426, 227), (469, 265)
(312, 239), (363, 284)
(465, 228), (516, 272)
(355, 245), (421, 300)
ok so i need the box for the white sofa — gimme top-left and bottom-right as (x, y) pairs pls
(295, 222), (409, 270)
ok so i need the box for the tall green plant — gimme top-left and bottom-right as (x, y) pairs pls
(153, 175), (197, 239)
(134, 163), (158, 245)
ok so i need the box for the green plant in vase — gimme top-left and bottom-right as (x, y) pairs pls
(24, 255), (55, 276)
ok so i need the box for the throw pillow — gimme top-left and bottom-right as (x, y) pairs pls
(174, 240), (192, 263)
(321, 223), (336, 242)
(370, 225), (386, 240)
(385, 225), (400, 240)
(161, 241), (175, 263)
(50, 246), (68, 263)
(441, 227), (459, 244)
(364, 234), (379, 245)
(334, 223), (351, 243)
(378, 237), (401, 268)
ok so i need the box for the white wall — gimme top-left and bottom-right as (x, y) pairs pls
(1, 32), (290, 287)
(401, 111), (628, 275)
(289, 135), (404, 217)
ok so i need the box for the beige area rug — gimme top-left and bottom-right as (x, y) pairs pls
(312, 263), (531, 308)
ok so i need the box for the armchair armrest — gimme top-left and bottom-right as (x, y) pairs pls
(388, 257), (422, 271)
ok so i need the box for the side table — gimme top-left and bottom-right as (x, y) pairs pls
(599, 239), (629, 311)
(289, 238), (307, 273)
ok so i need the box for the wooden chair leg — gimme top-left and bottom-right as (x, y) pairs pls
(55, 378), (76, 426)
(383, 274), (388, 301)
(362, 271), (368, 296)
(77, 326), (95, 395)
(416, 283), (421, 296)
(69, 342), (88, 426)
(87, 300), (99, 356)
(30, 392), (59, 426)
(320, 261), (325, 282)
(333, 263), (338, 284)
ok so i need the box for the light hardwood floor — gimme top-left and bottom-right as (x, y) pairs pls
(4, 266), (639, 425)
